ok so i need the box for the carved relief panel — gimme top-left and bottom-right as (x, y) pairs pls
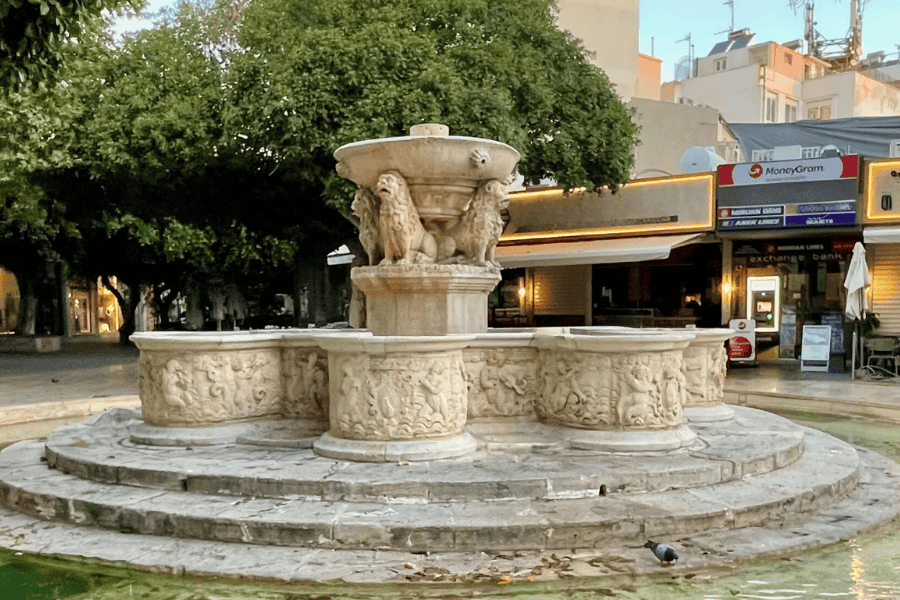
(683, 343), (728, 407)
(281, 348), (329, 420)
(536, 349), (686, 431)
(139, 349), (282, 426)
(463, 347), (538, 419)
(328, 351), (467, 441)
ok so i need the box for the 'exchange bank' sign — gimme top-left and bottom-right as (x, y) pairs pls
(717, 156), (859, 230)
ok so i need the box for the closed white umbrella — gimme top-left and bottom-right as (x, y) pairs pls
(844, 242), (871, 377)
(844, 242), (871, 320)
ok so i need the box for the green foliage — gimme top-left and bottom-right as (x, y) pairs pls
(229, 0), (639, 211)
(3, 0), (640, 333)
(0, 0), (144, 92)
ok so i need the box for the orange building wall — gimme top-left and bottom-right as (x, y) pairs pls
(636, 53), (662, 100)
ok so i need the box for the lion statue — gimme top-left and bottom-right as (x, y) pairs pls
(437, 179), (508, 267)
(376, 171), (436, 265)
(351, 186), (382, 266)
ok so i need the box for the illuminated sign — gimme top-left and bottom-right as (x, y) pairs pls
(502, 173), (715, 243)
(717, 156), (859, 230)
(865, 159), (900, 223)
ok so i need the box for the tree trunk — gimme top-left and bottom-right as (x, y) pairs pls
(13, 274), (37, 336)
(102, 274), (137, 345)
(295, 260), (329, 327)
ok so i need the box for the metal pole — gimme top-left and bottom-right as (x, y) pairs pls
(851, 329), (857, 380)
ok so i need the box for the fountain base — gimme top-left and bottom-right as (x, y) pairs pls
(313, 431), (477, 462)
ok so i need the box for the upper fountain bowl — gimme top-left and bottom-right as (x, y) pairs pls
(334, 124), (520, 221)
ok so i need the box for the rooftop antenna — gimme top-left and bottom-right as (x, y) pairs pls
(676, 33), (693, 77)
(715, 0), (735, 36)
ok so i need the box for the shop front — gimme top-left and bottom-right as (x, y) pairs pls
(494, 173), (719, 328)
(717, 155), (861, 366)
(862, 158), (900, 338)
(67, 278), (124, 337)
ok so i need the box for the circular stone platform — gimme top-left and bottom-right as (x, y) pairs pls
(0, 406), (898, 583)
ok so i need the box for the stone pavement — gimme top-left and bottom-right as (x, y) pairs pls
(0, 336), (140, 432)
(725, 361), (900, 423)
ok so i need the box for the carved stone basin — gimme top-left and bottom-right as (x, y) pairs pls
(334, 124), (520, 224)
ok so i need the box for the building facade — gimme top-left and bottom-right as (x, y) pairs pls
(664, 33), (900, 125)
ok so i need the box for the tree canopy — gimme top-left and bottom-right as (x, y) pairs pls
(2, 0), (640, 336)
(229, 0), (640, 208)
(0, 0), (143, 91)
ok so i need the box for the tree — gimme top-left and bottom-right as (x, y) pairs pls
(0, 77), (82, 334)
(228, 0), (640, 216)
(35, 1), (352, 338)
(0, 0), (143, 91)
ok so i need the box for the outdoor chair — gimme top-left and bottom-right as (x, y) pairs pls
(864, 336), (900, 376)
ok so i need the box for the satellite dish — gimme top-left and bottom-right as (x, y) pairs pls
(681, 146), (726, 173)
(820, 144), (842, 158)
(674, 56), (692, 80)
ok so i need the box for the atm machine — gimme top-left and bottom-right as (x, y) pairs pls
(746, 276), (780, 334)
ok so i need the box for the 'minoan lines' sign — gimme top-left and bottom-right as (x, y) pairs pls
(717, 156), (859, 230)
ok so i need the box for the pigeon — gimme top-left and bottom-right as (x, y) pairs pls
(644, 540), (678, 565)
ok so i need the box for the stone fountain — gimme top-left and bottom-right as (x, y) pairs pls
(1, 126), (898, 583)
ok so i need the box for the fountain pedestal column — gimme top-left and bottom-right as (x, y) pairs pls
(352, 265), (500, 336)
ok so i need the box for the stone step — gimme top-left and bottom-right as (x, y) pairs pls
(41, 408), (805, 502)
(0, 444), (896, 582)
(0, 425), (860, 553)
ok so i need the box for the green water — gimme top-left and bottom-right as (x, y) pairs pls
(1, 411), (899, 600)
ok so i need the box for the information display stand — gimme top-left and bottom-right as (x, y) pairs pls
(800, 325), (831, 372)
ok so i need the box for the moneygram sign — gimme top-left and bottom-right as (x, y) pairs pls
(717, 156), (858, 230)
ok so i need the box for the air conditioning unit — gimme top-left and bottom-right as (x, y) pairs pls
(820, 145), (842, 158)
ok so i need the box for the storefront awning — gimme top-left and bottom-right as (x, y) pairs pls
(495, 233), (703, 269)
(863, 227), (900, 244)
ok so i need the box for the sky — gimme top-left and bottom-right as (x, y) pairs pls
(639, 0), (900, 81)
(118, 0), (899, 83)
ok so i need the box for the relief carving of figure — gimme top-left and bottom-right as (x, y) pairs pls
(618, 364), (658, 427)
(578, 363), (612, 426)
(437, 179), (508, 267)
(556, 358), (587, 413)
(311, 362), (328, 414)
(661, 362), (686, 422)
(351, 186), (382, 266)
(376, 171), (436, 265)
(479, 353), (502, 409)
(683, 349), (706, 404)
(708, 345), (727, 403)
(161, 359), (191, 410)
(420, 362), (449, 422)
(498, 360), (527, 396)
